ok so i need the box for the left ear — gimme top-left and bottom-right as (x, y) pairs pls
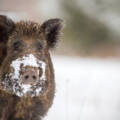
(41, 18), (63, 49)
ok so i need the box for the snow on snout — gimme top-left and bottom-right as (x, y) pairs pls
(10, 54), (46, 80)
(9, 54), (46, 97)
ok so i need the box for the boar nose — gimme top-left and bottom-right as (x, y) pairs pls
(21, 69), (39, 84)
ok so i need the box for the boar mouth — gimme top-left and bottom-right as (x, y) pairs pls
(1, 54), (47, 97)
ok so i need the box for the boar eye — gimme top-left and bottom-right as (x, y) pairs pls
(12, 41), (23, 51)
(35, 42), (43, 51)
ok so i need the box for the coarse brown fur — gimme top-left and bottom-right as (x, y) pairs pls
(0, 15), (63, 120)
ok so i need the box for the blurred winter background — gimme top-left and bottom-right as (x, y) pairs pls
(1, 0), (120, 120)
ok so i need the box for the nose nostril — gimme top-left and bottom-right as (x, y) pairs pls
(32, 75), (37, 80)
(24, 75), (29, 80)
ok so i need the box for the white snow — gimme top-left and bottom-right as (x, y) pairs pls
(22, 84), (31, 94)
(44, 56), (120, 120)
(21, 84), (42, 96)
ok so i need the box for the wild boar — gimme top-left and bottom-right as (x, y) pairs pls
(0, 15), (63, 120)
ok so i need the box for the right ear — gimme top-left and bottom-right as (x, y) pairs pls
(0, 15), (15, 43)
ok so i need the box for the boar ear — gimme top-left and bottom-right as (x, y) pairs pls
(41, 18), (63, 48)
(0, 15), (15, 43)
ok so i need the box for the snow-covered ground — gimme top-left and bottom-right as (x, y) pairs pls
(44, 56), (120, 120)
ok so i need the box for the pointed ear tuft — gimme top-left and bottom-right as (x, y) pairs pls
(41, 18), (63, 49)
(0, 15), (15, 43)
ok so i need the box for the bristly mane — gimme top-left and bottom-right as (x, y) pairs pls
(13, 21), (42, 37)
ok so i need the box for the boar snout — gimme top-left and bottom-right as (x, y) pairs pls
(21, 67), (40, 85)
(1, 54), (47, 97)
